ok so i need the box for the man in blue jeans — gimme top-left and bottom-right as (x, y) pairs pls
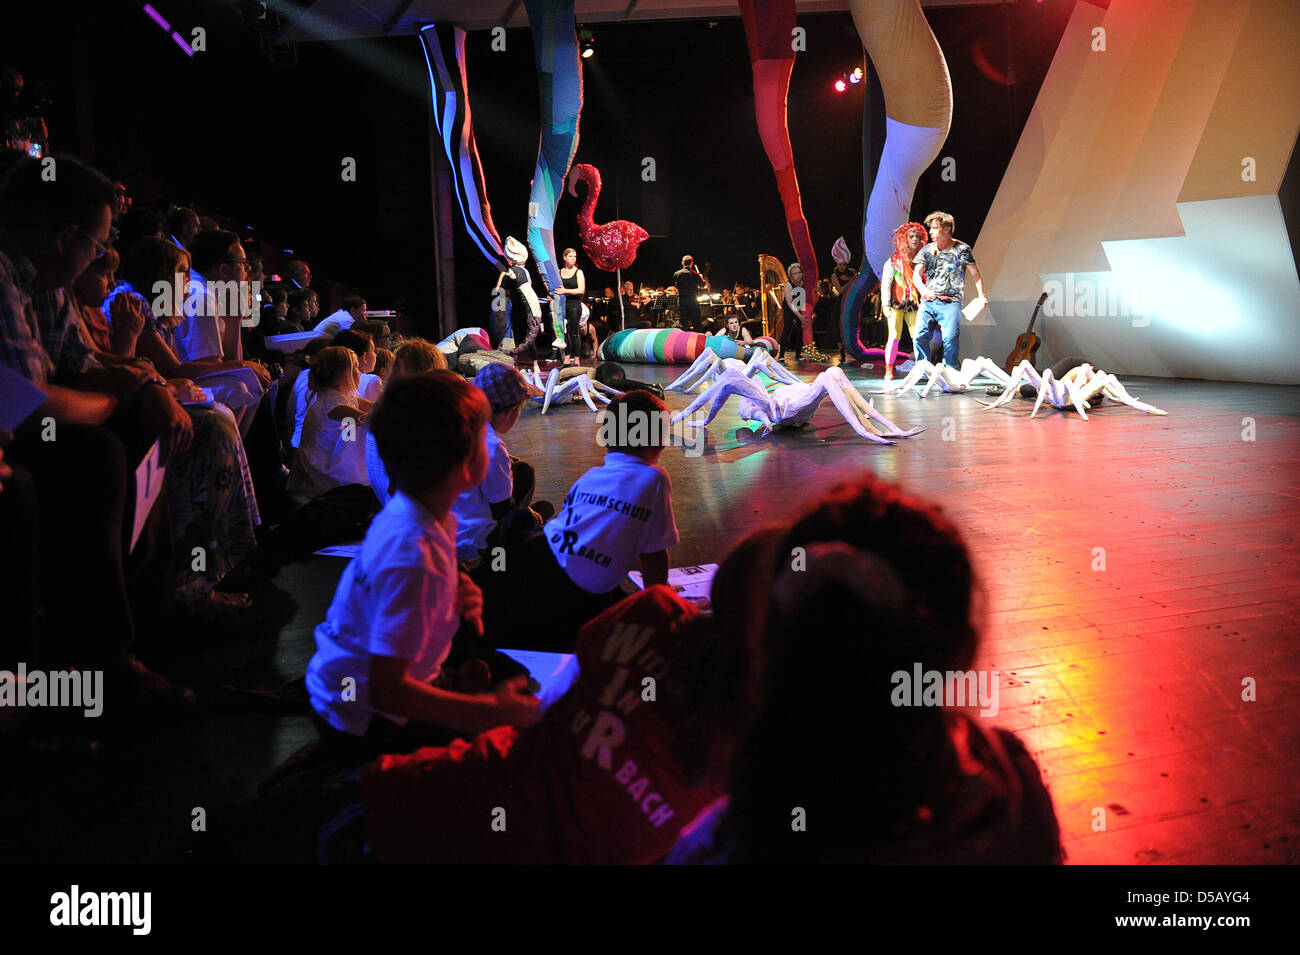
(911, 210), (988, 367)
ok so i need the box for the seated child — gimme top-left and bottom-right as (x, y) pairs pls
(331, 328), (384, 403)
(287, 346), (372, 506)
(365, 339), (448, 507)
(305, 372), (540, 760)
(474, 390), (679, 651)
(666, 474), (1063, 865)
(236, 527), (765, 865)
(374, 348), (395, 383)
(451, 363), (548, 561)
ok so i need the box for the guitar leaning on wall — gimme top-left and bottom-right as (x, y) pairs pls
(1004, 290), (1049, 374)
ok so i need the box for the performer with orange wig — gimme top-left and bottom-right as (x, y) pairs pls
(880, 222), (927, 380)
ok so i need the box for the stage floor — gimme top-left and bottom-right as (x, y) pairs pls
(507, 359), (1300, 864)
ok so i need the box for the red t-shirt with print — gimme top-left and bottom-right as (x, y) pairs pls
(361, 585), (723, 864)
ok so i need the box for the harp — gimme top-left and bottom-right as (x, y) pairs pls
(757, 254), (788, 341)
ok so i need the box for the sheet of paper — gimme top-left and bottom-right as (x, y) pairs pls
(627, 563), (718, 610)
(496, 650), (578, 710)
(263, 330), (324, 353)
(181, 387), (215, 409)
(0, 364), (46, 432)
(130, 440), (165, 553)
(962, 298), (987, 322)
(313, 543), (362, 559)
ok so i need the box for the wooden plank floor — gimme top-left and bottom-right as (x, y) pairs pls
(8, 359), (1295, 865)
(505, 359), (1300, 864)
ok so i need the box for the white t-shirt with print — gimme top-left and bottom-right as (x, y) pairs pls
(544, 451), (679, 593)
(306, 493), (459, 735)
(177, 271), (225, 362)
(452, 424), (512, 559)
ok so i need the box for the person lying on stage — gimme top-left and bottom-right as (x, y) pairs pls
(722, 311), (753, 343)
(667, 474), (1063, 865)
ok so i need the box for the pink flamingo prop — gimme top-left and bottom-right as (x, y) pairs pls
(568, 163), (649, 329)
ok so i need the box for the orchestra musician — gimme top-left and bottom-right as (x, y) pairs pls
(673, 255), (709, 331)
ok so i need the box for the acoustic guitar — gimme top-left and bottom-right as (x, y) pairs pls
(1004, 291), (1049, 374)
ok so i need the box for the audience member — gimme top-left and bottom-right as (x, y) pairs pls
(474, 390), (678, 650)
(305, 372), (539, 760)
(667, 475), (1063, 864)
(330, 327), (382, 402)
(314, 293), (366, 337)
(286, 345), (371, 506)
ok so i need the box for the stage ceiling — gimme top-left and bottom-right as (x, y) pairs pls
(276, 0), (1005, 42)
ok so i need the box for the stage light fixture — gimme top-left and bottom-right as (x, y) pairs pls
(579, 29), (595, 58)
(834, 78), (847, 93)
(850, 66), (863, 84)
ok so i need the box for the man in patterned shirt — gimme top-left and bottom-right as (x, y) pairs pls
(911, 210), (988, 367)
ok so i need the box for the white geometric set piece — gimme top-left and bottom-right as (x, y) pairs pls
(979, 360), (1168, 420)
(670, 366), (924, 445)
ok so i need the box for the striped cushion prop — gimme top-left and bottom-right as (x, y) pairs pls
(597, 328), (763, 364)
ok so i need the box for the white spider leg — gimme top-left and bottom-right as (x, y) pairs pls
(747, 349), (801, 386)
(978, 360), (1040, 410)
(671, 372), (772, 430)
(1031, 369), (1057, 418)
(540, 367), (563, 414)
(817, 376), (896, 444)
(576, 376), (600, 412)
(821, 368), (924, 437)
(589, 380), (624, 401)
(877, 360), (935, 396)
(1095, 373), (1168, 415)
(958, 356), (1013, 389)
(1062, 376), (1092, 420)
(666, 351), (721, 393)
(920, 363), (960, 397)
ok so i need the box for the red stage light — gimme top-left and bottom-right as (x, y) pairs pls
(834, 79), (847, 93)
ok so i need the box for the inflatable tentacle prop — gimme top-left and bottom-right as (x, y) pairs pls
(740, 0), (818, 336)
(524, 0), (583, 300)
(840, 0), (953, 362)
(418, 24), (505, 264)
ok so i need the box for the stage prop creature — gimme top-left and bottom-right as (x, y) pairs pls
(524, 0), (585, 353)
(667, 347), (801, 394)
(739, 0), (819, 337)
(418, 25), (506, 265)
(980, 361), (1168, 420)
(840, 0), (954, 364)
(672, 366), (924, 445)
(598, 328), (772, 364)
(568, 163), (650, 330)
(877, 356), (1012, 397)
(522, 363), (624, 414)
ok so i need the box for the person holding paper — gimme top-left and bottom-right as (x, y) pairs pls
(911, 211), (987, 368)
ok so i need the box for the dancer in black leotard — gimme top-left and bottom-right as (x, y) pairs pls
(556, 248), (586, 366)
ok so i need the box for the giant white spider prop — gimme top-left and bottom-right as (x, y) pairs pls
(523, 363), (624, 414)
(670, 366), (924, 445)
(877, 357), (1013, 398)
(979, 360), (1167, 420)
(667, 348), (801, 394)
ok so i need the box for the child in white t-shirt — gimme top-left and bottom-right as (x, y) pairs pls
(306, 371), (539, 758)
(288, 346), (372, 506)
(451, 363), (547, 560)
(474, 390), (679, 650)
